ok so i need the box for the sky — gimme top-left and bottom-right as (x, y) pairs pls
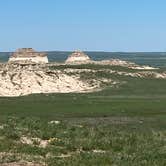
(0, 0), (166, 52)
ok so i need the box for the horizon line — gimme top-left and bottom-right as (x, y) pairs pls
(1, 50), (166, 53)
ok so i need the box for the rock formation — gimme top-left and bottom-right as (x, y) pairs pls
(0, 63), (103, 97)
(66, 50), (91, 64)
(92, 59), (156, 70)
(9, 48), (48, 64)
(0, 55), (161, 97)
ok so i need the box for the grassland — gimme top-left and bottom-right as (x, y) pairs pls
(0, 65), (166, 165)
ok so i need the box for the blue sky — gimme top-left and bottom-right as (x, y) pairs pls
(0, 0), (166, 52)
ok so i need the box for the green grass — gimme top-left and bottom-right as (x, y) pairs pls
(0, 75), (166, 119)
(0, 65), (166, 165)
(0, 116), (165, 166)
(0, 93), (166, 119)
(50, 63), (161, 73)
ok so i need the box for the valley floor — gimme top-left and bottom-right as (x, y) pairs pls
(0, 64), (166, 165)
(0, 93), (166, 166)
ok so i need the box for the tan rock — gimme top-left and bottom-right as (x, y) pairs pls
(0, 64), (102, 97)
(66, 50), (91, 64)
(9, 48), (48, 64)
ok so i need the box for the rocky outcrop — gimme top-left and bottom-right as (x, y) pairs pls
(9, 48), (48, 64)
(0, 58), (163, 97)
(92, 59), (156, 70)
(0, 64), (105, 97)
(66, 51), (91, 64)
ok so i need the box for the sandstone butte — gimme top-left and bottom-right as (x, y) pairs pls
(8, 48), (49, 64)
(0, 48), (160, 97)
(65, 50), (91, 63)
(0, 49), (98, 96)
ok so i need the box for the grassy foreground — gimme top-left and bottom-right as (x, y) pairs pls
(0, 116), (166, 166)
(0, 66), (166, 165)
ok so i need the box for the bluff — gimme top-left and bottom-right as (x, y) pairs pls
(9, 48), (48, 64)
(66, 51), (91, 63)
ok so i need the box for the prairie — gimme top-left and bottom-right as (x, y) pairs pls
(0, 64), (166, 165)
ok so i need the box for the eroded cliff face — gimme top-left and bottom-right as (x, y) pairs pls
(0, 63), (104, 97)
(8, 48), (48, 64)
(65, 51), (91, 64)
(0, 59), (165, 97)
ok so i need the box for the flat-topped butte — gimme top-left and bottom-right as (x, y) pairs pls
(0, 50), (161, 97)
(66, 50), (91, 63)
(9, 48), (48, 64)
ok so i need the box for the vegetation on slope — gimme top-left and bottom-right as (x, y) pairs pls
(0, 64), (166, 165)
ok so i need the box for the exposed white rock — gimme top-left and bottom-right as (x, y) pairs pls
(0, 161), (42, 166)
(48, 120), (61, 125)
(95, 59), (135, 66)
(0, 57), (163, 97)
(92, 59), (157, 70)
(20, 136), (49, 148)
(92, 149), (106, 153)
(66, 50), (91, 64)
(9, 48), (48, 64)
(0, 64), (104, 97)
(9, 56), (48, 64)
(129, 66), (157, 70)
